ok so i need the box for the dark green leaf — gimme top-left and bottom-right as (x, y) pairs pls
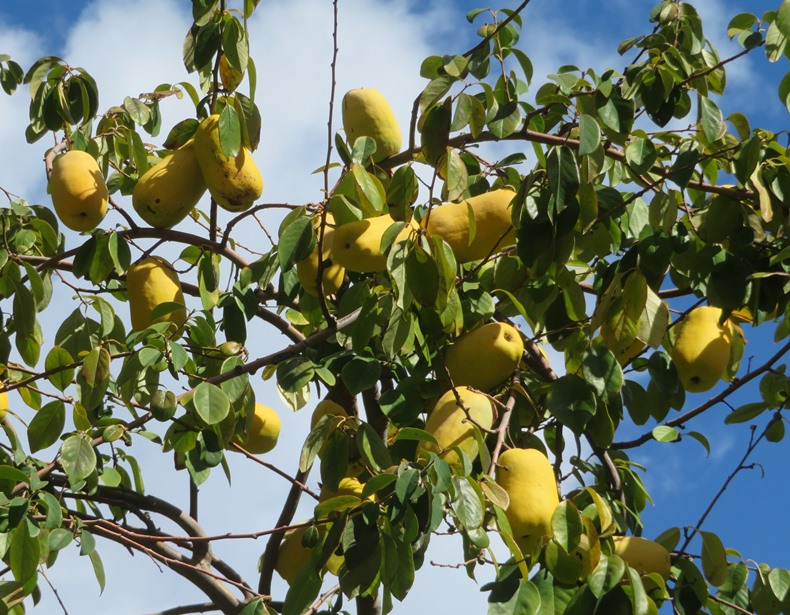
(27, 401), (66, 453)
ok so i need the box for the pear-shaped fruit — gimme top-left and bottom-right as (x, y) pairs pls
(241, 403), (281, 454)
(126, 256), (187, 333)
(342, 88), (402, 163)
(133, 141), (207, 228)
(424, 189), (516, 262)
(49, 150), (109, 232)
(671, 306), (734, 393)
(417, 387), (493, 467)
(275, 524), (342, 584)
(193, 114), (262, 212)
(613, 536), (671, 580)
(495, 447), (559, 554)
(296, 214), (345, 296)
(331, 215), (414, 272)
(445, 322), (523, 391)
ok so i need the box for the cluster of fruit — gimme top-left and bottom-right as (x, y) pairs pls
(49, 112), (263, 233)
(46, 86), (740, 585)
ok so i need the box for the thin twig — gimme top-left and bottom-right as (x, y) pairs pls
(678, 423), (767, 554)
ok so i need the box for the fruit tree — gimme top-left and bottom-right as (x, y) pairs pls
(1, 0), (790, 613)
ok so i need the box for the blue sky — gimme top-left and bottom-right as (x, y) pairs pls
(1, 0), (788, 613)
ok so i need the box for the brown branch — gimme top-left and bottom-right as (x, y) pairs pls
(257, 469), (311, 595)
(382, 129), (754, 201)
(143, 603), (219, 615)
(614, 339), (790, 449)
(487, 384), (518, 475)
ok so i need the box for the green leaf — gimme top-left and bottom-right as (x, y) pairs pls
(276, 356), (315, 393)
(451, 476), (484, 530)
(60, 434), (97, 485)
(551, 501), (582, 553)
(487, 576), (542, 615)
(776, 1), (790, 39)
(700, 531), (728, 587)
(278, 215), (314, 272)
(652, 425), (680, 443)
(9, 523), (39, 583)
(779, 70), (790, 113)
(546, 374), (596, 435)
(341, 357), (381, 395)
(193, 382), (230, 425)
(356, 422), (391, 472)
(699, 97), (725, 143)
(76, 346), (111, 413)
(582, 345), (623, 397)
(88, 549), (106, 593)
(44, 346), (74, 391)
(625, 138), (657, 173)
(27, 401), (66, 453)
(588, 553), (626, 598)
(546, 145), (579, 214)
(577, 114), (601, 156)
(218, 104), (241, 158)
(724, 402), (769, 424)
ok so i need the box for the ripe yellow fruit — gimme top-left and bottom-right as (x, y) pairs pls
(331, 215), (414, 272)
(445, 322), (524, 391)
(241, 403), (281, 454)
(417, 387), (494, 467)
(671, 306), (734, 393)
(49, 150), (109, 232)
(133, 141), (207, 228)
(296, 214), (345, 296)
(310, 399), (350, 430)
(219, 55), (244, 92)
(275, 524), (342, 584)
(126, 257), (187, 333)
(0, 388), (8, 421)
(424, 189), (517, 263)
(342, 88), (402, 163)
(613, 536), (671, 580)
(495, 448), (559, 555)
(193, 114), (262, 212)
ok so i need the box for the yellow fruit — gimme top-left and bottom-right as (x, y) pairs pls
(241, 403), (281, 454)
(424, 189), (517, 263)
(671, 306), (734, 393)
(331, 215), (414, 272)
(275, 524), (342, 584)
(296, 214), (345, 296)
(495, 448), (559, 555)
(49, 150), (109, 232)
(133, 141), (207, 228)
(193, 114), (263, 212)
(126, 257), (187, 333)
(219, 55), (244, 92)
(310, 399), (350, 430)
(613, 536), (671, 580)
(445, 322), (524, 391)
(342, 88), (402, 163)
(417, 387), (494, 467)
(0, 388), (8, 421)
